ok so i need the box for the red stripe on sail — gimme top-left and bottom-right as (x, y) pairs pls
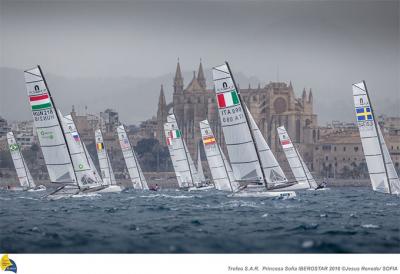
(29, 94), (49, 101)
(281, 140), (291, 145)
(217, 94), (226, 108)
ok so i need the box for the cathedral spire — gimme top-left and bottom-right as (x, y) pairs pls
(308, 88), (313, 102)
(302, 87), (307, 99)
(174, 59), (184, 94)
(197, 59), (206, 89)
(158, 84), (166, 107)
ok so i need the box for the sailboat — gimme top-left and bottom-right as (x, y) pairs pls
(212, 62), (296, 198)
(164, 121), (185, 188)
(117, 125), (149, 190)
(352, 81), (400, 195)
(94, 129), (123, 192)
(24, 66), (105, 199)
(277, 126), (320, 190)
(199, 120), (240, 192)
(165, 112), (213, 191)
(6, 132), (46, 191)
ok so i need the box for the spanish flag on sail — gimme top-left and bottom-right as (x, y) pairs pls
(96, 142), (104, 151)
(203, 136), (216, 145)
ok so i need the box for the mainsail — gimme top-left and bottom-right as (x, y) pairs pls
(24, 66), (75, 184)
(7, 132), (36, 189)
(117, 125), (148, 190)
(165, 113), (197, 187)
(95, 129), (117, 185)
(164, 122), (184, 188)
(61, 114), (102, 189)
(199, 120), (239, 191)
(212, 63), (264, 183)
(197, 143), (206, 182)
(352, 81), (400, 194)
(277, 126), (317, 189)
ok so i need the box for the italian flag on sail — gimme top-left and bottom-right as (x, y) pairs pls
(29, 94), (52, 110)
(217, 90), (239, 108)
(169, 130), (181, 139)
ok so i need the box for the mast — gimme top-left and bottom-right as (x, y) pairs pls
(123, 125), (145, 189)
(225, 61), (268, 188)
(37, 65), (79, 187)
(364, 81), (392, 194)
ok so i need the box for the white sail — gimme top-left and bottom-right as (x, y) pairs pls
(246, 107), (292, 188)
(212, 64), (264, 183)
(377, 124), (400, 194)
(95, 129), (116, 185)
(7, 132), (35, 189)
(197, 143), (206, 182)
(24, 66), (75, 184)
(61, 114), (102, 189)
(200, 120), (239, 191)
(117, 125), (148, 190)
(164, 122), (184, 188)
(277, 126), (317, 189)
(166, 113), (196, 187)
(82, 141), (103, 184)
(184, 141), (201, 186)
(352, 81), (400, 194)
(221, 145), (238, 190)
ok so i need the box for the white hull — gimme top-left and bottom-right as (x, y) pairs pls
(97, 185), (123, 193)
(230, 190), (296, 199)
(188, 185), (215, 191)
(307, 187), (330, 191)
(27, 185), (47, 192)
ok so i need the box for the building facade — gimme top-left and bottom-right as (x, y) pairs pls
(156, 61), (318, 173)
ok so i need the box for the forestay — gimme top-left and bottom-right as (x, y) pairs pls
(117, 125), (148, 190)
(61, 114), (102, 189)
(277, 126), (317, 189)
(7, 132), (35, 189)
(200, 120), (239, 191)
(24, 66), (75, 184)
(212, 64), (263, 183)
(352, 81), (400, 194)
(95, 129), (117, 185)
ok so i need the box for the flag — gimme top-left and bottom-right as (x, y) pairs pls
(72, 132), (80, 142)
(217, 90), (239, 108)
(356, 107), (373, 121)
(29, 93), (52, 110)
(96, 142), (104, 151)
(169, 130), (181, 139)
(120, 138), (130, 149)
(203, 136), (216, 145)
(280, 139), (291, 149)
(166, 137), (172, 146)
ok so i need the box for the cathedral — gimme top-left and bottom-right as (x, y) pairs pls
(156, 61), (318, 173)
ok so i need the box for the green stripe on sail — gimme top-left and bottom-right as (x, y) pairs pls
(231, 90), (239, 105)
(31, 102), (52, 110)
(176, 130), (181, 138)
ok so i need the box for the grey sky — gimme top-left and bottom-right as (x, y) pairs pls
(0, 0), (399, 124)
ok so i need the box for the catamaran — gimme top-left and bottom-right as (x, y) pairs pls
(117, 125), (149, 190)
(199, 120), (240, 192)
(6, 132), (46, 191)
(277, 126), (321, 190)
(212, 62), (297, 198)
(94, 129), (123, 192)
(24, 65), (106, 199)
(352, 81), (400, 195)
(164, 121), (185, 188)
(165, 112), (213, 191)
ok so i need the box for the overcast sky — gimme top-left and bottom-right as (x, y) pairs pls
(1, 0), (399, 123)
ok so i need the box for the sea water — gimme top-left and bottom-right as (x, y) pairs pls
(0, 187), (399, 253)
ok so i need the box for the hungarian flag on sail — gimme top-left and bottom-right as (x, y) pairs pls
(203, 136), (216, 145)
(281, 139), (291, 149)
(217, 90), (239, 108)
(169, 130), (181, 139)
(29, 93), (52, 110)
(96, 142), (104, 151)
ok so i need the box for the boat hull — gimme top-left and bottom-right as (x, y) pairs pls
(188, 185), (215, 191)
(230, 190), (296, 199)
(97, 185), (123, 193)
